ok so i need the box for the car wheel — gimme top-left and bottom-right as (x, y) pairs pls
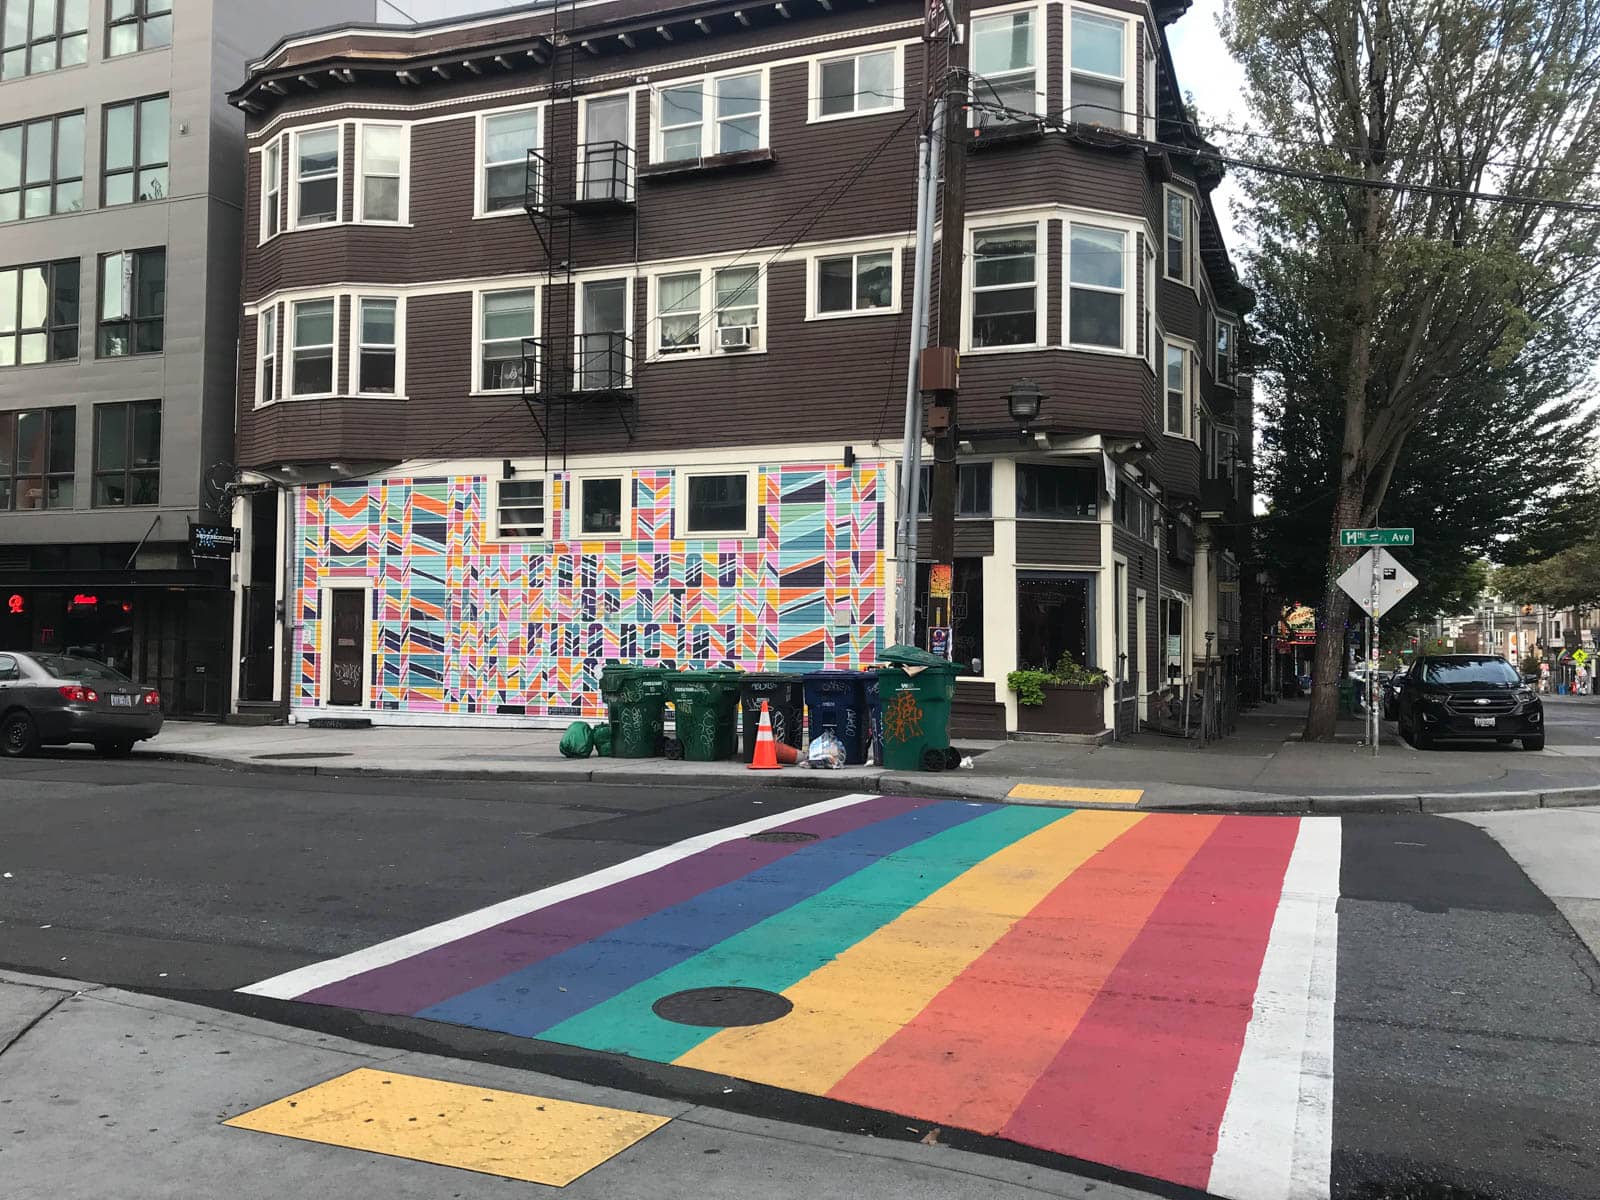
(1, 711), (39, 758)
(1413, 721), (1434, 750)
(94, 740), (134, 758)
(1398, 712), (1414, 745)
(1522, 735), (1546, 751)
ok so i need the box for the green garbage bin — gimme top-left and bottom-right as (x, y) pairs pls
(599, 663), (672, 758)
(667, 669), (745, 761)
(875, 644), (962, 772)
(1338, 677), (1364, 717)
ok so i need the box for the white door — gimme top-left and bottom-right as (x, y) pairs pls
(582, 96), (630, 200)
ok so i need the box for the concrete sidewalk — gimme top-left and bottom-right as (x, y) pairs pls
(0, 970), (1142, 1200)
(121, 696), (1600, 814)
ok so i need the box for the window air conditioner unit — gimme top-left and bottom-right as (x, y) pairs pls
(718, 325), (753, 351)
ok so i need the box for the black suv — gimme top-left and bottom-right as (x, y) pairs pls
(1396, 654), (1545, 751)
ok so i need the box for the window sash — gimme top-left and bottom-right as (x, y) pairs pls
(495, 479), (545, 539)
(356, 298), (397, 394)
(656, 270), (701, 354)
(294, 128), (339, 226)
(102, 94), (168, 207)
(970, 224), (1038, 348)
(1164, 343), (1188, 434)
(482, 108), (538, 212)
(1067, 223), (1125, 349)
(914, 462), (993, 517)
(92, 399), (159, 508)
(579, 476), (625, 535)
(659, 73), (763, 161)
(262, 141), (281, 237)
(106, 0), (169, 56)
(971, 11), (1036, 124)
(479, 289), (535, 391)
(6, 406), (75, 509)
(0, 111), (84, 223)
(1069, 10), (1127, 127)
(1164, 190), (1190, 283)
(683, 473), (749, 533)
(817, 49), (894, 118)
(96, 247), (164, 357)
(1216, 319), (1235, 383)
(817, 251), (893, 315)
(1016, 463), (1098, 519)
(0, 258), (78, 366)
(1, 0), (88, 79)
(359, 125), (403, 222)
(291, 298), (335, 396)
(259, 307), (277, 403)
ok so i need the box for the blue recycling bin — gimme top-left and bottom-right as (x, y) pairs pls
(803, 670), (876, 765)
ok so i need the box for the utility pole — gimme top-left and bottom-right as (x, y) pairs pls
(925, 0), (968, 656)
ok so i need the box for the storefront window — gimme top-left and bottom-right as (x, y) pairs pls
(1017, 572), (1094, 671)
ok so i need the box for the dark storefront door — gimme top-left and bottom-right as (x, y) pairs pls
(1017, 572), (1095, 672)
(328, 590), (366, 706)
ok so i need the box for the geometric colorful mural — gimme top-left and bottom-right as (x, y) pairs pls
(292, 461), (886, 719)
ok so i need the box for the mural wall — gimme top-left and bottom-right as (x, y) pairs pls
(293, 462), (886, 719)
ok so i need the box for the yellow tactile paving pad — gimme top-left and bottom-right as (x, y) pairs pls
(1007, 783), (1145, 807)
(224, 1067), (670, 1186)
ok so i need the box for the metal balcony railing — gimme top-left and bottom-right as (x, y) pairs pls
(518, 332), (633, 399)
(523, 143), (634, 213)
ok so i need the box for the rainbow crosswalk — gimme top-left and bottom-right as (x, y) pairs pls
(243, 795), (1340, 1199)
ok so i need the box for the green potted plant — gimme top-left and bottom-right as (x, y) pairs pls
(1007, 652), (1110, 734)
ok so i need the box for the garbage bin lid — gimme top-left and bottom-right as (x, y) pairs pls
(875, 643), (966, 671)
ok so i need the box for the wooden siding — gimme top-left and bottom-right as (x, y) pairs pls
(915, 519), (995, 559)
(1015, 520), (1102, 565)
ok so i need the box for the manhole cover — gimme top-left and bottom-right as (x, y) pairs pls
(250, 752), (355, 761)
(652, 987), (793, 1027)
(746, 830), (819, 844)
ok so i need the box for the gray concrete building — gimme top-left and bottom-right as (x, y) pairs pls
(0, 0), (372, 719)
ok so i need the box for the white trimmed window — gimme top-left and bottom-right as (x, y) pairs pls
(1143, 236), (1156, 369)
(1142, 35), (1158, 141)
(480, 106), (539, 214)
(813, 249), (895, 318)
(656, 271), (701, 354)
(812, 46), (899, 121)
(578, 277), (630, 390)
(290, 297), (336, 397)
(652, 265), (763, 356)
(655, 70), (765, 162)
(257, 306), (277, 405)
(1068, 8), (1131, 130)
(969, 223), (1039, 348)
(355, 297), (399, 395)
(1164, 187), (1194, 285)
(478, 288), (536, 392)
(679, 470), (754, 537)
(1216, 317), (1236, 385)
(970, 9), (1039, 126)
(358, 124), (406, 223)
(494, 477), (547, 540)
(291, 126), (340, 228)
(713, 266), (759, 352)
(1066, 222), (1126, 350)
(577, 474), (628, 536)
(1164, 341), (1193, 437)
(261, 140), (281, 239)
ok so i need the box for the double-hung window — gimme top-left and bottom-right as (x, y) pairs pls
(261, 141), (282, 238)
(713, 266), (758, 351)
(0, 258), (79, 365)
(292, 127), (340, 228)
(1, 0), (88, 79)
(1067, 223), (1126, 350)
(970, 10), (1038, 125)
(258, 307), (278, 405)
(3, 407), (74, 509)
(479, 288), (535, 391)
(1216, 317), (1236, 385)
(1069, 9), (1129, 129)
(291, 298), (335, 397)
(1142, 237), (1156, 368)
(657, 71), (763, 162)
(1, 111), (84, 222)
(92, 398), (159, 507)
(97, 247), (164, 357)
(102, 94), (168, 206)
(814, 249), (894, 317)
(1164, 187), (1193, 284)
(355, 298), (398, 394)
(970, 224), (1038, 348)
(494, 478), (546, 539)
(481, 107), (538, 214)
(655, 265), (761, 356)
(1164, 342), (1193, 437)
(813, 47), (897, 120)
(106, 0), (169, 56)
(656, 272), (701, 355)
(358, 124), (405, 223)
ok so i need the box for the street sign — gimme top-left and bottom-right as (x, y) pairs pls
(1340, 528), (1415, 547)
(1336, 549), (1419, 619)
(1576, 649), (1591, 667)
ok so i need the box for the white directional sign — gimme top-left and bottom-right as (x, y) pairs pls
(1337, 548), (1419, 618)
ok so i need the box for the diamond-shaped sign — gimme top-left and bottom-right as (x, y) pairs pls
(1337, 548), (1419, 619)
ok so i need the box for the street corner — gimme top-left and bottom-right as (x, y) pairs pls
(239, 796), (1343, 1199)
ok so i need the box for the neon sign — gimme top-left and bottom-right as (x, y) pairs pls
(6, 594), (21, 615)
(71, 593), (98, 608)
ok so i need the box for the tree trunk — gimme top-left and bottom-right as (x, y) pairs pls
(1305, 478), (1364, 738)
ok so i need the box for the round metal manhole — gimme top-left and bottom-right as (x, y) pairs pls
(652, 987), (794, 1027)
(250, 752), (356, 761)
(746, 830), (819, 844)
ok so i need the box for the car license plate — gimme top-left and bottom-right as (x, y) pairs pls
(110, 694), (134, 708)
(1474, 716), (1496, 727)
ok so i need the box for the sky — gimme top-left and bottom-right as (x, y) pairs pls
(1163, 0), (1252, 260)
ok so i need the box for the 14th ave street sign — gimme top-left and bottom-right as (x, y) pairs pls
(1341, 527), (1415, 547)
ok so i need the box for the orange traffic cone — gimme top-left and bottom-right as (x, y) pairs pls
(774, 739), (801, 765)
(748, 700), (781, 770)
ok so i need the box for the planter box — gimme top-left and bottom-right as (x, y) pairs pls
(1016, 683), (1108, 735)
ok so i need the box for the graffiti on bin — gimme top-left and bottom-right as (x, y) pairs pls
(883, 688), (923, 745)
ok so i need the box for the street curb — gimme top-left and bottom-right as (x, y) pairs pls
(135, 749), (1600, 816)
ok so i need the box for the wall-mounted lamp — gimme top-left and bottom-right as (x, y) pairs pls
(1007, 379), (1044, 428)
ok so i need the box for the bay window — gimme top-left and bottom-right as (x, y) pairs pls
(970, 224), (1038, 348)
(261, 141), (281, 239)
(258, 307), (277, 405)
(970, 10), (1038, 125)
(1069, 9), (1128, 129)
(355, 297), (397, 394)
(291, 298), (335, 396)
(293, 127), (340, 228)
(1067, 223), (1125, 349)
(358, 124), (405, 223)
(1165, 341), (1193, 437)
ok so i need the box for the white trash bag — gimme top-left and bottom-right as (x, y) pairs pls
(802, 729), (847, 769)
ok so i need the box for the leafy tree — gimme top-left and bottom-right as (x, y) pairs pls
(1224, 0), (1600, 738)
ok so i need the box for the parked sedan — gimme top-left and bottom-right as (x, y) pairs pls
(1383, 671), (1409, 720)
(1396, 654), (1544, 751)
(0, 652), (163, 757)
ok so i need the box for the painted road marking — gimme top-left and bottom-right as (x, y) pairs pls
(248, 802), (1341, 1200)
(240, 791), (881, 1000)
(224, 1067), (669, 1186)
(1007, 783), (1144, 807)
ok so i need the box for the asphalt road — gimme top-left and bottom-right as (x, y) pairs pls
(2, 756), (1598, 1199)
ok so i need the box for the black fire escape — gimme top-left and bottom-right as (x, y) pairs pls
(520, 1), (639, 473)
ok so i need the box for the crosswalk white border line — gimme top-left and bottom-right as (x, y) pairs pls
(240, 792), (882, 1000)
(1207, 816), (1341, 1200)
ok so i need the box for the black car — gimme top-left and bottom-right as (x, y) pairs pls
(1396, 654), (1544, 751)
(0, 652), (164, 757)
(1383, 672), (1408, 720)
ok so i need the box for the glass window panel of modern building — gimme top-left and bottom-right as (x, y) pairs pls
(0, 258), (79, 365)
(102, 94), (168, 205)
(1, 406), (75, 509)
(97, 247), (164, 356)
(1, 0), (88, 79)
(106, 0), (169, 56)
(0, 111), (84, 222)
(93, 398), (160, 507)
